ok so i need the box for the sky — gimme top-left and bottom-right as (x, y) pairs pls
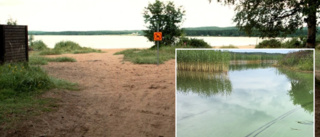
(0, 0), (236, 31)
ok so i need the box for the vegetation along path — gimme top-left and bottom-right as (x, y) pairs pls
(8, 49), (175, 137)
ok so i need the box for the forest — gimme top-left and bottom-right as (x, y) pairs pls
(28, 26), (320, 37)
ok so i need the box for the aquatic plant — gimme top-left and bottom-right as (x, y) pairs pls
(229, 52), (284, 61)
(278, 50), (313, 71)
(177, 50), (231, 72)
(177, 71), (232, 97)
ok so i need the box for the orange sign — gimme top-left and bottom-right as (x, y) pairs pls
(154, 32), (162, 41)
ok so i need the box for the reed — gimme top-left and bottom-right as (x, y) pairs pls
(177, 50), (231, 72)
(177, 71), (232, 97)
(230, 52), (284, 61)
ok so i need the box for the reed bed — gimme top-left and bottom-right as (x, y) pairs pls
(177, 50), (231, 72)
(177, 71), (232, 97)
(230, 52), (284, 61)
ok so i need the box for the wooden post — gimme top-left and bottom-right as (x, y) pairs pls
(157, 23), (159, 66)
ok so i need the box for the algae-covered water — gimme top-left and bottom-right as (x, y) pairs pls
(177, 64), (314, 137)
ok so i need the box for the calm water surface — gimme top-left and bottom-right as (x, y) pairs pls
(33, 35), (289, 49)
(177, 64), (313, 137)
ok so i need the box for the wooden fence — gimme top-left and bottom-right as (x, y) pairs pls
(0, 25), (28, 64)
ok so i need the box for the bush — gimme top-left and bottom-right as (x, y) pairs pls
(281, 37), (305, 48)
(278, 50), (313, 71)
(177, 37), (211, 48)
(54, 41), (82, 52)
(0, 63), (53, 92)
(256, 39), (282, 48)
(52, 40), (101, 54)
(30, 40), (49, 51)
(115, 46), (178, 64)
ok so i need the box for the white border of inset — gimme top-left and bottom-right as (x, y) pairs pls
(175, 48), (315, 137)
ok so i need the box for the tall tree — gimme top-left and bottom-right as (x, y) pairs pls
(210, 0), (320, 48)
(143, 0), (185, 46)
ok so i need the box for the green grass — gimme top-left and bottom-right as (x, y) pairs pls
(29, 56), (76, 65)
(278, 50), (313, 71)
(230, 52), (284, 61)
(177, 50), (230, 72)
(46, 57), (76, 62)
(114, 46), (176, 64)
(0, 63), (77, 129)
(37, 40), (102, 55)
(30, 40), (49, 51)
(39, 50), (62, 55)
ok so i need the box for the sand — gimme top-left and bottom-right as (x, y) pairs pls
(5, 49), (175, 137)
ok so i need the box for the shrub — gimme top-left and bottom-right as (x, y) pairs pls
(54, 41), (82, 52)
(281, 37), (305, 48)
(115, 46), (177, 64)
(0, 63), (53, 92)
(177, 37), (211, 48)
(52, 40), (101, 54)
(256, 39), (282, 48)
(30, 40), (49, 51)
(278, 50), (313, 71)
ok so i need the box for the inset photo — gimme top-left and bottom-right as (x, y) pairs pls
(176, 49), (314, 137)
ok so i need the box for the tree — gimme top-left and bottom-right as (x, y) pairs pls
(7, 17), (17, 25)
(143, 0), (185, 46)
(210, 0), (320, 48)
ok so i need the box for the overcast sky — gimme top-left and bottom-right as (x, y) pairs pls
(0, 0), (236, 31)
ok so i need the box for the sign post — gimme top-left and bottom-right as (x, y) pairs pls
(154, 24), (162, 66)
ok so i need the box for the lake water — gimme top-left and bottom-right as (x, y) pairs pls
(33, 35), (286, 49)
(177, 64), (314, 137)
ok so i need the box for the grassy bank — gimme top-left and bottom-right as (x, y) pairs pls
(230, 52), (284, 61)
(29, 56), (76, 65)
(0, 63), (77, 130)
(114, 46), (176, 64)
(177, 50), (230, 72)
(277, 50), (313, 71)
(31, 40), (102, 55)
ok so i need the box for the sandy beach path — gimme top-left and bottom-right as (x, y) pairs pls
(10, 49), (175, 137)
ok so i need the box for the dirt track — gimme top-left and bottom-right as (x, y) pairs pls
(6, 49), (175, 137)
(3, 48), (319, 137)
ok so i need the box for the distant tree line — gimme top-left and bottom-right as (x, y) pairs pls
(183, 28), (320, 37)
(28, 27), (319, 37)
(28, 30), (142, 35)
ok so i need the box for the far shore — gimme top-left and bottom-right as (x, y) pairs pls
(94, 45), (256, 51)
